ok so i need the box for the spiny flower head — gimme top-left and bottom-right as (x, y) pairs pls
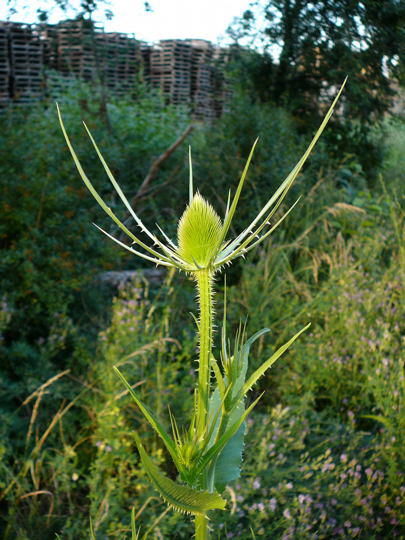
(177, 192), (222, 268)
(57, 78), (346, 276)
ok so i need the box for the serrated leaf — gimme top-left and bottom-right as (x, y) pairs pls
(196, 393), (263, 483)
(212, 402), (245, 491)
(208, 328), (269, 490)
(134, 433), (226, 516)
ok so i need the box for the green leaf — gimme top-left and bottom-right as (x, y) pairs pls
(243, 324), (310, 395)
(113, 366), (182, 473)
(234, 328), (269, 397)
(215, 329), (269, 489)
(196, 393), (263, 482)
(212, 401), (245, 491)
(210, 355), (226, 401)
(134, 433), (226, 516)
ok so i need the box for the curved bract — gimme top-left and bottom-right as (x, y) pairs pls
(57, 78), (346, 277)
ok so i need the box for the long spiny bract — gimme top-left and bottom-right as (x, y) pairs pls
(84, 120), (195, 273)
(214, 79), (347, 268)
(82, 121), (171, 253)
(93, 224), (173, 266)
(57, 105), (174, 267)
(216, 138), (259, 251)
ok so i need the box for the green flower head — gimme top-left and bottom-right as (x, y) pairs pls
(177, 192), (222, 268)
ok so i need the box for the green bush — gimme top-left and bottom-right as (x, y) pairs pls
(0, 80), (190, 445)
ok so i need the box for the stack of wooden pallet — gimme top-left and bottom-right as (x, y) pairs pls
(0, 23), (9, 106)
(149, 39), (192, 105)
(40, 23), (59, 71)
(52, 18), (101, 81)
(95, 32), (140, 95)
(186, 39), (215, 120)
(212, 45), (231, 117)
(0, 19), (232, 114)
(140, 41), (151, 80)
(4, 22), (43, 104)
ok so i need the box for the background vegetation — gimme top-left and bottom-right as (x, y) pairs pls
(0, 6), (403, 536)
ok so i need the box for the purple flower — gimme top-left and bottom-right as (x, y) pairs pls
(253, 478), (261, 489)
(269, 498), (277, 511)
(283, 508), (292, 520)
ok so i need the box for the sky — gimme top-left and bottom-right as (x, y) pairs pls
(0, 0), (253, 44)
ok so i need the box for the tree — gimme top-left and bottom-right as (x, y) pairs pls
(228, 0), (404, 125)
(4, 1), (152, 23)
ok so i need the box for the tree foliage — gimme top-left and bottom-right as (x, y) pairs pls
(228, 0), (404, 125)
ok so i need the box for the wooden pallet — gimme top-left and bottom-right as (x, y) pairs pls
(2, 22), (44, 104)
(0, 19), (231, 113)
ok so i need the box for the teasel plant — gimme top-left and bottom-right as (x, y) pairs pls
(58, 79), (346, 539)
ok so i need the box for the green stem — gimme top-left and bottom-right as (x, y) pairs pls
(195, 514), (210, 540)
(194, 270), (214, 540)
(195, 269), (213, 442)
